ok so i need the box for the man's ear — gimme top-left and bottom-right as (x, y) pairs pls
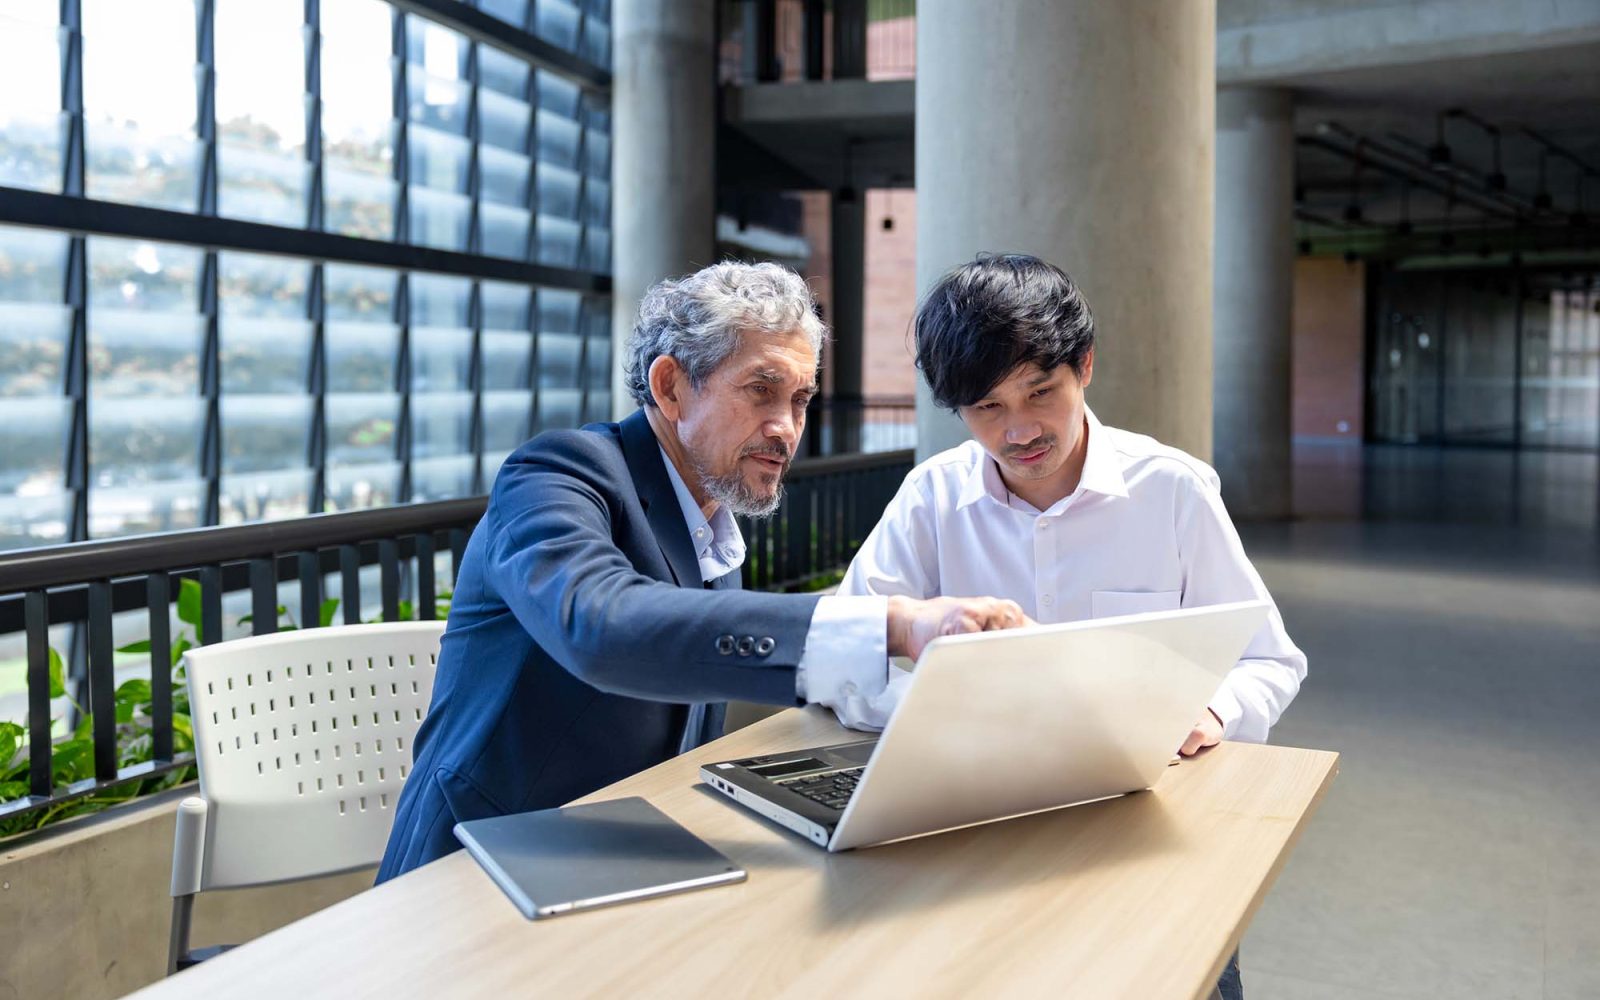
(1079, 347), (1095, 389)
(648, 354), (688, 421)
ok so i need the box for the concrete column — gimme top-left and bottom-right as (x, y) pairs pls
(830, 190), (866, 453)
(1213, 87), (1294, 519)
(914, 0), (1216, 461)
(611, 0), (717, 418)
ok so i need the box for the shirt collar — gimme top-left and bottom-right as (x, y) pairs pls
(956, 405), (1129, 511)
(657, 445), (747, 580)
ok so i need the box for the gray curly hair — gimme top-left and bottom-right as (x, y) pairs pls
(624, 261), (826, 409)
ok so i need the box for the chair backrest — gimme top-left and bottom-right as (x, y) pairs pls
(185, 621), (445, 889)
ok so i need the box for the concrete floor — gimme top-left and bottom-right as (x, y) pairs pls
(1237, 443), (1600, 999)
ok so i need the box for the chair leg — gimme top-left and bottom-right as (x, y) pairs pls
(167, 893), (195, 976)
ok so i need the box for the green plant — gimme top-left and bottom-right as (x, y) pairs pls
(2, 580), (439, 838)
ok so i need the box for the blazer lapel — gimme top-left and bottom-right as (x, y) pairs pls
(619, 408), (701, 588)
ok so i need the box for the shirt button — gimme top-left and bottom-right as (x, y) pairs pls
(1040, 594), (1054, 606)
(1037, 519), (1050, 529)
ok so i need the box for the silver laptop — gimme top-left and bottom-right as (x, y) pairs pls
(700, 599), (1270, 851)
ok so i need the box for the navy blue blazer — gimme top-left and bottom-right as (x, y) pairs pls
(377, 410), (821, 881)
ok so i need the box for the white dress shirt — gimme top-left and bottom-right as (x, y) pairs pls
(836, 408), (1306, 743)
(658, 447), (894, 728)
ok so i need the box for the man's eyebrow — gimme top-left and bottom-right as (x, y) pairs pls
(746, 368), (785, 384)
(1026, 370), (1054, 387)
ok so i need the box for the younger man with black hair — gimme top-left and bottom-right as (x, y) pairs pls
(842, 253), (1303, 748)
(839, 253), (1304, 998)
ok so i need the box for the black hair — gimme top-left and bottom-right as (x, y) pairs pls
(913, 253), (1095, 410)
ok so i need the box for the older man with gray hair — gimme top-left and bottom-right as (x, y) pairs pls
(378, 261), (1025, 880)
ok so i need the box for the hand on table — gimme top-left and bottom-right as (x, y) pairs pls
(1178, 708), (1224, 757)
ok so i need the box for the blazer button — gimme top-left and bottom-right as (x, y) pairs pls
(755, 637), (775, 656)
(716, 635), (736, 655)
(736, 636), (755, 656)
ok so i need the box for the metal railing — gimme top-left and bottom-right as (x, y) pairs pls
(0, 447), (912, 832)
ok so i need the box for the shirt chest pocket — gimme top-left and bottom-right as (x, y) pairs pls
(1090, 589), (1182, 619)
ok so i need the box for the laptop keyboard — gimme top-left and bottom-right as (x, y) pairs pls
(780, 767), (864, 811)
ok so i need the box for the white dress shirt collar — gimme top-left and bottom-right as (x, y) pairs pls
(956, 405), (1131, 513)
(657, 444), (747, 583)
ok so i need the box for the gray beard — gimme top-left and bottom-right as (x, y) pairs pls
(695, 461), (785, 517)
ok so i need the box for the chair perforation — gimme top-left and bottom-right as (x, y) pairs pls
(398, 763), (408, 778)
(380, 793), (388, 808)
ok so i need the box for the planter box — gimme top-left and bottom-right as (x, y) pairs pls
(0, 786), (372, 1000)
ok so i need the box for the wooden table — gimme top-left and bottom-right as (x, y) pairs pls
(132, 707), (1338, 1000)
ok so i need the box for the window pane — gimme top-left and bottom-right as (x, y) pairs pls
(325, 167), (398, 241)
(538, 163), (581, 219)
(537, 332), (581, 387)
(216, 0), (308, 225)
(483, 390), (530, 449)
(327, 322), (399, 391)
(534, 0), (581, 51)
(326, 392), (399, 464)
(89, 478), (206, 538)
(539, 289), (581, 333)
(83, 0), (201, 210)
(482, 281), (531, 329)
(413, 326), (472, 391)
(480, 203), (531, 260)
(412, 391), (472, 457)
(537, 215), (581, 267)
(412, 455), (474, 500)
(89, 309), (204, 398)
(479, 44), (530, 99)
(0, 227), (69, 302)
(89, 397), (205, 487)
(410, 274), (472, 326)
(326, 460), (400, 511)
(409, 187), (471, 252)
(535, 386), (581, 432)
(87, 238), (203, 313)
(0, 7), (65, 192)
(481, 146), (532, 206)
(0, 397), (71, 495)
(325, 263), (397, 322)
(482, 331), (531, 390)
(321, 0), (395, 176)
(220, 469), (312, 525)
(480, 90), (532, 153)
(409, 126), (471, 195)
(0, 489), (73, 551)
(219, 252), (311, 318)
(0, 303), (71, 397)
(221, 395), (311, 473)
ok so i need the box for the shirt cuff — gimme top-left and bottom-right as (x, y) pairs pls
(795, 595), (890, 728)
(1208, 682), (1245, 740)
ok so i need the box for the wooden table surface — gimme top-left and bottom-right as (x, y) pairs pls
(132, 707), (1338, 1000)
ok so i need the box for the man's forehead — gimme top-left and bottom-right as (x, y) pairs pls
(724, 333), (818, 381)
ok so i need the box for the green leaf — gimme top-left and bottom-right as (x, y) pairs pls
(235, 614), (253, 625)
(73, 713), (92, 742)
(0, 722), (20, 773)
(51, 738), (94, 784)
(48, 647), (65, 699)
(116, 639), (153, 654)
(115, 678), (153, 706)
(177, 577), (203, 632)
(172, 713), (194, 753)
(0, 780), (28, 803)
(171, 635), (193, 669)
(319, 598), (340, 628)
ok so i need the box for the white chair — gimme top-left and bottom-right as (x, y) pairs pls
(167, 621), (445, 974)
